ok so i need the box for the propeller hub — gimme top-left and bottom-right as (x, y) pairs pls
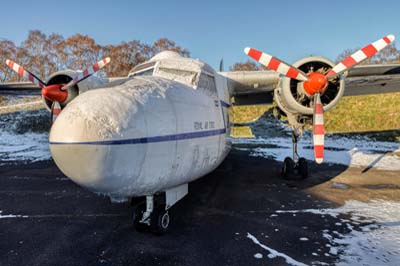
(303, 72), (328, 96)
(42, 84), (68, 103)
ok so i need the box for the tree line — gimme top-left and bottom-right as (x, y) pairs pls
(0, 30), (190, 82)
(1, 30), (399, 81)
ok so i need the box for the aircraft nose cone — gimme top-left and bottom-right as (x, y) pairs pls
(48, 87), (146, 199)
(49, 114), (116, 194)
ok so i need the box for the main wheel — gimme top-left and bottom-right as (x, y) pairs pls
(298, 157), (309, 179)
(150, 206), (170, 235)
(133, 202), (147, 232)
(282, 157), (295, 178)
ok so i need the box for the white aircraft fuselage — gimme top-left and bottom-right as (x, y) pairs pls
(49, 51), (232, 202)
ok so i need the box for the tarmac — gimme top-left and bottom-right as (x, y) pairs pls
(0, 148), (399, 266)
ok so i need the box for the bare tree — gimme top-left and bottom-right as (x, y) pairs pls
(21, 30), (51, 80)
(1, 30), (192, 80)
(102, 41), (149, 77)
(46, 33), (66, 72)
(335, 43), (400, 65)
(0, 39), (17, 81)
(62, 34), (101, 70)
(151, 38), (190, 58)
(230, 60), (263, 71)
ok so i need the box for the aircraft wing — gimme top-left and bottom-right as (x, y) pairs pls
(345, 64), (400, 96)
(219, 70), (279, 105)
(221, 64), (400, 105)
(0, 82), (42, 95)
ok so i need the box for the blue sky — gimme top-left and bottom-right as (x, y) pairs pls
(2, 0), (399, 69)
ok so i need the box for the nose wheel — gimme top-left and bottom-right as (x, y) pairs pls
(150, 207), (170, 234)
(281, 129), (309, 179)
(131, 184), (188, 235)
(132, 196), (171, 235)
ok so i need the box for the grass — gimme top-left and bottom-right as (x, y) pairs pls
(231, 93), (400, 138)
(325, 93), (400, 133)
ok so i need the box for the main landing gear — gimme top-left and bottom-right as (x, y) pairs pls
(282, 128), (309, 179)
(132, 183), (188, 235)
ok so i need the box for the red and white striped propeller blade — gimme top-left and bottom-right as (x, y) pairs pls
(51, 101), (62, 123)
(326, 34), (395, 78)
(6, 59), (46, 88)
(244, 47), (308, 81)
(313, 93), (324, 164)
(61, 57), (111, 91)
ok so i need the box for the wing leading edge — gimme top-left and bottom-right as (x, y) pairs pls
(222, 64), (400, 105)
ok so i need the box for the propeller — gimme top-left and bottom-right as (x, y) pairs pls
(313, 93), (324, 164)
(61, 57), (111, 91)
(244, 34), (395, 164)
(244, 48), (308, 81)
(326, 35), (395, 78)
(6, 57), (111, 123)
(6, 60), (46, 88)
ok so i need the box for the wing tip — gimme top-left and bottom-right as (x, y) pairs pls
(315, 158), (323, 164)
(244, 47), (250, 55)
(388, 34), (395, 42)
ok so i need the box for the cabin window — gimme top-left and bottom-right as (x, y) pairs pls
(129, 61), (156, 77)
(133, 68), (154, 76)
(197, 73), (217, 96)
(157, 67), (197, 86)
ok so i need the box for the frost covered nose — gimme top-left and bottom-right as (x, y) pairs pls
(48, 84), (146, 197)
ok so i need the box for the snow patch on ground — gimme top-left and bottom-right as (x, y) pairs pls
(253, 253), (263, 259)
(231, 136), (400, 171)
(0, 210), (28, 219)
(276, 200), (400, 265)
(0, 108), (50, 164)
(247, 233), (308, 266)
(0, 130), (50, 165)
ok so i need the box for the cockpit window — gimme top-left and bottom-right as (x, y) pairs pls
(156, 67), (197, 86)
(129, 61), (156, 77)
(133, 68), (154, 76)
(197, 73), (217, 96)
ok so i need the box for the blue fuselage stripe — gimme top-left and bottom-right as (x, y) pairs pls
(50, 128), (227, 146)
(220, 100), (231, 108)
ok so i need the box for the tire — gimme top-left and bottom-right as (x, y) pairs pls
(282, 157), (295, 178)
(133, 202), (147, 232)
(150, 206), (170, 235)
(298, 157), (309, 179)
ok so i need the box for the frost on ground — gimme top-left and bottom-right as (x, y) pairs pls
(0, 131), (50, 164)
(253, 253), (263, 259)
(247, 232), (308, 266)
(269, 200), (400, 266)
(0, 210), (28, 219)
(231, 135), (400, 171)
(0, 108), (50, 165)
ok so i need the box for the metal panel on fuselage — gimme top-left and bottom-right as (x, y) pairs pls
(50, 76), (229, 199)
(215, 74), (232, 159)
(172, 83), (222, 186)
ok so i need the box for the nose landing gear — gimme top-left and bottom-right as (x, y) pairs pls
(132, 183), (188, 235)
(282, 128), (309, 179)
(132, 195), (171, 235)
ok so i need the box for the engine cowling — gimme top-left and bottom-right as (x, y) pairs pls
(275, 56), (345, 117)
(42, 70), (107, 111)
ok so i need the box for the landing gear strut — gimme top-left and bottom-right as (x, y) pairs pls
(132, 195), (170, 234)
(282, 128), (309, 179)
(132, 183), (188, 235)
